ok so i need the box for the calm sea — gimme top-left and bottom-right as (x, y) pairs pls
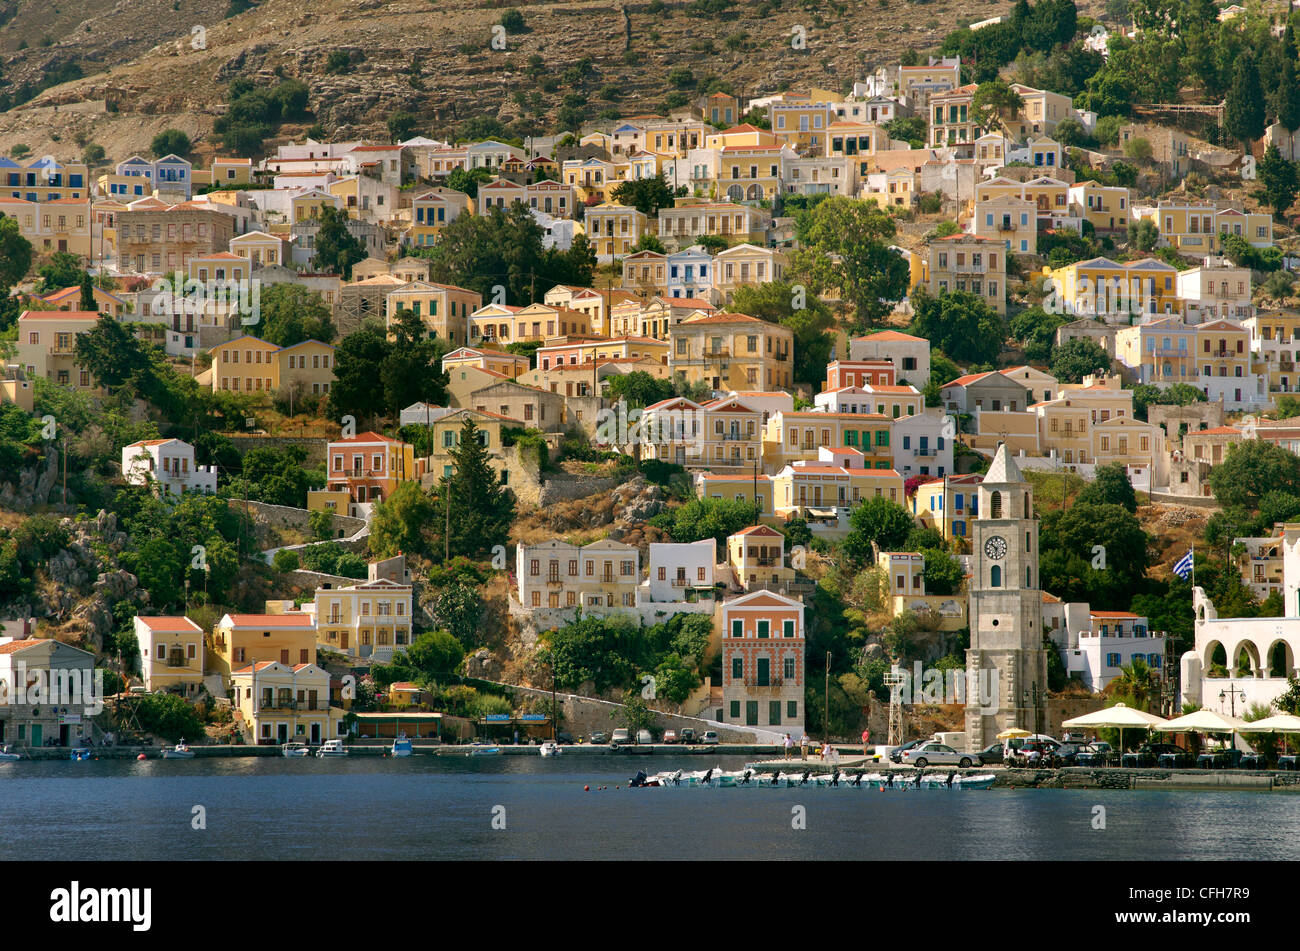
(4, 755), (1299, 860)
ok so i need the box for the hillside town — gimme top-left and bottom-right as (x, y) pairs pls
(4, 0), (1300, 769)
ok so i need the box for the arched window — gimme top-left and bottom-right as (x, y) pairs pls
(990, 491), (1002, 519)
(990, 565), (1002, 588)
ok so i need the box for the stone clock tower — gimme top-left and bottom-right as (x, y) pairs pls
(964, 443), (1047, 752)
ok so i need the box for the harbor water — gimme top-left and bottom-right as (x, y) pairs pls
(4, 754), (1299, 860)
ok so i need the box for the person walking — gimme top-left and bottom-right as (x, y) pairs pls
(861, 728), (871, 759)
(800, 733), (809, 761)
(783, 733), (793, 761)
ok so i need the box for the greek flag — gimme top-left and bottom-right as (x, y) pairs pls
(1172, 549), (1194, 580)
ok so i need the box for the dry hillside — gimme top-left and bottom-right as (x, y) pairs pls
(0, 0), (1105, 163)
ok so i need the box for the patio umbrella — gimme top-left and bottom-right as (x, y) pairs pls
(997, 727), (1031, 740)
(1161, 709), (1248, 754)
(1062, 702), (1168, 752)
(1237, 713), (1300, 755)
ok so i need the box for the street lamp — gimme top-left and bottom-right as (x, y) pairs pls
(1219, 685), (1246, 718)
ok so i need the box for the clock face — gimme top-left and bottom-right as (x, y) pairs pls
(984, 536), (1008, 560)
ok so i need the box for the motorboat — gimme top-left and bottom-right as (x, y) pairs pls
(316, 739), (348, 757)
(282, 741), (310, 757)
(162, 740), (196, 759)
(468, 746), (501, 756)
(539, 741), (561, 757)
(69, 748), (92, 761)
(391, 736), (413, 757)
(0, 745), (21, 762)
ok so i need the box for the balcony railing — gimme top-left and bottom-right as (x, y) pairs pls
(741, 677), (787, 688)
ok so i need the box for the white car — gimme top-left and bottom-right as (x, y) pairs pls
(610, 729), (631, 746)
(901, 742), (976, 768)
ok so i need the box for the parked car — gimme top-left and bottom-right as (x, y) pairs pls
(889, 739), (925, 764)
(610, 729), (631, 746)
(636, 729), (654, 745)
(901, 742), (976, 768)
(589, 731), (609, 745)
(977, 742), (1004, 765)
(1052, 742), (1101, 766)
(556, 731), (575, 744)
(662, 730), (678, 743)
(701, 730), (720, 745)
(1125, 742), (1189, 767)
(678, 728), (696, 744)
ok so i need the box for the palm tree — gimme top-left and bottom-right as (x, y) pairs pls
(1112, 656), (1154, 711)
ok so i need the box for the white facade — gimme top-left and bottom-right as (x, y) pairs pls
(1058, 609), (1164, 692)
(892, 409), (955, 480)
(121, 438), (217, 496)
(1182, 524), (1300, 715)
(640, 540), (716, 603)
(847, 331), (930, 386)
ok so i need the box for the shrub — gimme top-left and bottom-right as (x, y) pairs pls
(272, 549), (300, 572)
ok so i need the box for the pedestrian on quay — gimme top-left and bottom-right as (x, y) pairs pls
(861, 728), (870, 758)
(783, 733), (793, 761)
(800, 733), (809, 761)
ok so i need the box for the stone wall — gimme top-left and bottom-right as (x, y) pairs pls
(246, 500), (365, 539)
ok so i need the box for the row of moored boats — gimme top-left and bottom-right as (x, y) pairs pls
(628, 767), (997, 789)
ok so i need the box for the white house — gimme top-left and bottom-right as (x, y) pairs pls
(120, 438), (217, 496)
(1056, 607), (1165, 692)
(892, 408), (954, 480)
(640, 540), (716, 603)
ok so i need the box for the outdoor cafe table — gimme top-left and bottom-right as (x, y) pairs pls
(1121, 751), (1143, 767)
(1157, 753), (1182, 768)
(1281, 754), (1299, 771)
(1239, 753), (1265, 770)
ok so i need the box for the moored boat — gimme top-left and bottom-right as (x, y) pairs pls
(0, 745), (21, 762)
(282, 741), (310, 757)
(69, 748), (92, 761)
(539, 741), (561, 757)
(316, 739), (348, 757)
(162, 740), (195, 759)
(391, 736), (413, 757)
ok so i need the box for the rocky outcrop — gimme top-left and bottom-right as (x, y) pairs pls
(0, 452), (59, 511)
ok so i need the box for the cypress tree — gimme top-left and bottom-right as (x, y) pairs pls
(1273, 56), (1300, 133)
(437, 416), (515, 561)
(79, 270), (96, 311)
(1223, 54), (1266, 148)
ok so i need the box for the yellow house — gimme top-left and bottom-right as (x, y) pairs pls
(585, 203), (647, 261)
(927, 234), (1007, 315)
(1133, 200), (1273, 256)
(210, 157), (253, 187)
(279, 340), (337, 398)
(726, 524), (794, 591)
(39, 284), (127, 317)
(211, 612), (317, 682)
(762, 411), (892, 471)
(769, 97), (839, 152)
(717, 146), (787, 202)
(443, 345), (529, 378)
(1069, 181), (1131, 233)
(423, 407), (521, 483)
(408, 188), (472, 247)
(385, 280), (482, 347)
(972, 195), (1037, 255)
(230, 661), (344, 746)
(0, 196), (92, 257)
(705, 123), (781, 151)
(312, 577), (414, 662)
(1115, 315), (1198, 385)
(229, 230), (291, 269)
(470, 302), (594, 345)
(712, 244), (787, 304)
(290, 187), (342, 224)
(638, 394), (764, 470)
(910, 473), (983, 547)
(670, 310), (793, 391)
(771, 455), (904, 528)
(209, 335), (280, 395)
(695, 472), (776, 520)
(133, 616), (205, 697)
(1046, 257), (1182, 319)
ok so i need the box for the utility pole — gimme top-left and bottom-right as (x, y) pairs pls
(824, 650), (831, 746)
(61, 434), (67, 507)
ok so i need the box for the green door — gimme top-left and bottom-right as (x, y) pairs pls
(31, 724), (42, 747)
(745, 701), (758, 726)
(757, 658), (770, 686)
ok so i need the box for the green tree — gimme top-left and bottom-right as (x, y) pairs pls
(445, 166), (494, 199)
(730, 280), (835, 386)
(610, 173), (676, 217)
(79, 271), (95, 311)
(605, 371), (672, 408)
(971, 79), (1025, 132)
(328, 326), (392, 422)
(403, 630), (466, 682)
(649, 496), (760, 550)
(369, 480), (438, 558)
(921, 547), (963, 595)
(1223, 53), (1266, 148)
(133, 692), (205, 741)
(790, 196), (908, 328)
(150, 128), (191, 158)
(312, 206), (367, 279)
(433, 580), (484, 648)
(434, 417), (516, 560)
(1009, 305), (1069, 364)
(1127, 218), (1159, 251)
(1208, 440), (1300, 510)
(0, 214), (33, 291)
(1272, 55), (1300, 135)
(631, 232), (667, 254)
(500, 8), (526, 31)
(909, 287), (1004, 365)
(257, 284), (336, 347)
(1076, 463), (1137, 512)
(36, 251), (84, 291)
(73, 316), (151, 390)
(841, 496), (916, 566)
(419, 203), (546, 304)
(387, 110), (418, 143)
(1257, 145), (1299, 220)
(1049, 337), (1110, 383)
(1038, 502), (1149, 607)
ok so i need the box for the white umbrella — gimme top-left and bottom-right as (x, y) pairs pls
(1062, 702), (1168, 754)
(1162, 709), (1248, 756)
(1239, 713), (1300, 755)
